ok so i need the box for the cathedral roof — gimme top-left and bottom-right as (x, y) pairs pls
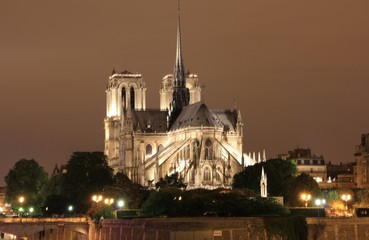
(170, 102), (237, 132)
(132, 110), (168, 133)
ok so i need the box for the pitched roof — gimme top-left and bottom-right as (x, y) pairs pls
(170, 102), (237, 132)
(132, 110), (168, 133)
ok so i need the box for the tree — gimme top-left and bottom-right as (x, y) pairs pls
(140, 188), (289, 217)
(109, 172), (149, 209)
(233, 159), (297, 197)
(286, 173), (321, 206)
(62, 152), (114, 213)
(5, 159), (48, 214)
(155, 172), (187, 190)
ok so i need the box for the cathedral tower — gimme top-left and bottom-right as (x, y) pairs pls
(104, 71), (146, 172)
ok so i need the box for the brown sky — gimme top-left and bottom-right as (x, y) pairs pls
(1, 0), (369, 185)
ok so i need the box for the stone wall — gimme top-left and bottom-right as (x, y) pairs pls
(89, 217), (369, 240)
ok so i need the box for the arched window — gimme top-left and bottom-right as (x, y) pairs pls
(193, 140), (200, 160)
(204, 167), (211, 181)
(158, 144), (164, 153)
(121, 87), (126, 109)
(205, 139), (213, 160)
(130, 87), (135, 109)
(216, 167), (221, 181)
(146, 144), (152, 156)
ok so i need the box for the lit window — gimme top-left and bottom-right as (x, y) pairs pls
(146, 144), (152, 156)
(204, 168), (211, 181)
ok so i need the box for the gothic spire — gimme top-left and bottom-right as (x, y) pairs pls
(174, 0), (186, 88)
(169, 0), (190, 128)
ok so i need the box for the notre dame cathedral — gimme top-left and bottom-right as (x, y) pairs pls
(104, 6), (264, 189)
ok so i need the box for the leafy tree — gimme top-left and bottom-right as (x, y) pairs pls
(109, 172), (149, 209)
(286, 173), (321, 206)
(155, 172), (187, 190)
(5, 159), (48, 214)
(40, 174), (64, 204)
(63, 152), (114, 213)
(140, 188), (289, 217)
(233, 159), (297, 197)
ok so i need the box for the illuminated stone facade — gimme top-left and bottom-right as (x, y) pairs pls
(277, 148), (327, 183)
(354, 133), (369, 188)
(104, 8), (260, 188)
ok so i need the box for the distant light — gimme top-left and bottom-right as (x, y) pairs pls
(29, 207), (34, 213)
(19, 207), (24, 212)
(68, 205), (73, 212)
(117, 200), (124, 208)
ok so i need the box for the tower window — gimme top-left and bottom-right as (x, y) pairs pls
(122, 87), (126, 109)
(146, 144), (153, 156)
(130, 87), (135, 109)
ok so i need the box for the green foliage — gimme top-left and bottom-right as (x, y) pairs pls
(140, 188), (289, 217)
(233, 158), (297, 197)
(93, 205), (115, 223)
(233, 159), (323, 207)
(101, 172), (150, 209)
(286, 173), (321, 206)
(39, 174), (64, 205)
(321, 189), (339, 208)
(43, 194), (72, 216)
(321, 189), (339, 202)
(155, 172), (187, 190)
(5, 159), (48, 214)
(63, 152), (114, 213)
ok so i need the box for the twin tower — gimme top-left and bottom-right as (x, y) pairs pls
(104, 4), (246, 188)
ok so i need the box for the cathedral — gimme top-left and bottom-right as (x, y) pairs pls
(104, 6), (264, 188)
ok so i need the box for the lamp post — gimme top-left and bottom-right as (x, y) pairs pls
(341, 194), (351, 211)
(301, 193), (311, 208)
(104, 198), (114, 206)
(315, 198), (326, 217)
(92, 195), (103, 206)
(18, 196), (25, 217)
(117, 200), (124, 209)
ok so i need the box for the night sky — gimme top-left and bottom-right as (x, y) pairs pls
(1, 0), (369, 185)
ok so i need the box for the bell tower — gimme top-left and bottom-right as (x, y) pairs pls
(104, 70), (146, 172)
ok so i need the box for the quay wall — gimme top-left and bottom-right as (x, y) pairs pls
(89, 217), (369, 240)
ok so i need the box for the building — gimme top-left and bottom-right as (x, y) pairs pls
(318, 162), (355, 189)
(104, 6), (262, 188)
(354, 133), (369, 188)
(277, 148), (327, 183)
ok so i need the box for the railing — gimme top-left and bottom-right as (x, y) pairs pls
(0, 217), (88, 223)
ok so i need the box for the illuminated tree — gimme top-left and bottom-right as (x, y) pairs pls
(63, 152), (114, 213)
(5, 159), (48, 213)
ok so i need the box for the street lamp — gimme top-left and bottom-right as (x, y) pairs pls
(18, 196), (25, 217)
(92, 195), (103, 205)
(104, 198), (114, 205)
(117, 200), (124, 209)
(68, 205), (73, 213)
(315, 198), (326, 207)
(341, 194), (351, 210)
(301, 193), (311, 208)
(315, 198), (326, 217)
(29, 207), (34, 215)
